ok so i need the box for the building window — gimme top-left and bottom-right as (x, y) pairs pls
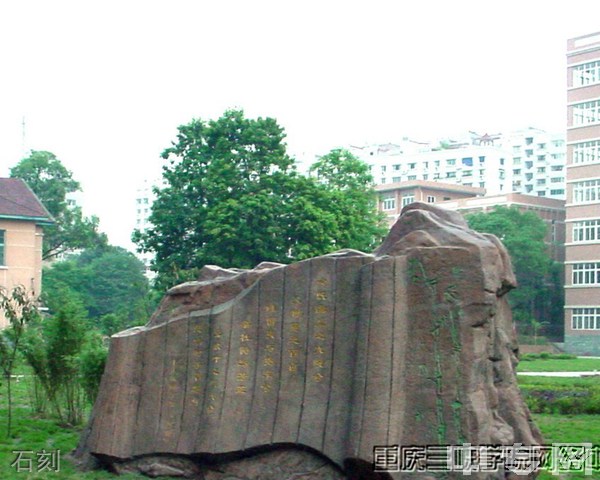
(408, 163), (416, 170)
(513, 157), (521, 165)
(573, 140), (600, 164)
(381, 166), (387, 172)
(573, 179), (600, 203)
(381, 195), (396, 211)
(526, 137), (533, 145)
(536, 179), (546, 185)
(402, 194), (415, 207)
(572, 60), (600, 87)
(513, 169), (521, 175)
(407, 175), (417, 181)
(393, 164), (401, 171)
(446, 172), (456, 178)
(0, 230), (4, 265)
(537, 191), (546, 197)
(573, 219), (600, 243)
(463, 170), (472, 177)
(551, 165), (563, 171)
(572, 99), (600, 126)
(537, 167), (546, 173)
(571, 308), (600, 330)
(427, 195), (436, 203)
(550, 189), (565, 196)
(446, 159), (456, 166)
(392, 177), (401, 183)
(551, 177), (563, 183)
(572, 262), (600, 285)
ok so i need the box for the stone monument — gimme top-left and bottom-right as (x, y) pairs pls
(74, 203), (542, 479)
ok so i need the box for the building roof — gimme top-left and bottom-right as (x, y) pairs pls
(375, 179), (486, 196)
(0, 178), (54, 224)
(438, 192), (566, 212)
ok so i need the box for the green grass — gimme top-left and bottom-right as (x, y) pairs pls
(533, 414), (600, 479)
(0, 366), (151, 480)
(518, 356), (600, 372)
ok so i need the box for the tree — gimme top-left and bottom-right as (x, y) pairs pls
(465, 206), (564, 335)
(133, 110), (387, 290)
(0, 286), (40, 437)
(10, 150), (106, 259)
(42, 245), (153, 335)
(309, 148), (387, 252)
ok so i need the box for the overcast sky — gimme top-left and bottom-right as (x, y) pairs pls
(1, 1), (599, 250)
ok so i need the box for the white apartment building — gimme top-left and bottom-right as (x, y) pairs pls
(499, 128), (566, 199)
(134, 177), (159, 277)
(349, 129), (566, 199)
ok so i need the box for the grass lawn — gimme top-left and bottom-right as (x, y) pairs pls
(0, 366), (153, 480)
(518, 356), (600, 373)
(533, 414), (600, 479)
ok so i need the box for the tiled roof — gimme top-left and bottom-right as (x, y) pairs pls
(0, 178), (54, 223)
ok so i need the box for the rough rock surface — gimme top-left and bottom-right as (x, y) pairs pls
(74, 203), (542, 479)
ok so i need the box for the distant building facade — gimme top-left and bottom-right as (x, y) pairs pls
(499, 129), (566, 199)
(0, 178), (53, 328)
(375, 180), (484, 226)
(564, 32), (600, 354)
(134, 177), (159, 278)
(350, 128), (566, 200)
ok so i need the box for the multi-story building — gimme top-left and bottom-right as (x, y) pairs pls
(0, 178), (53, 328)
(375, 180), (485, 226)
(352, 139), (512, 196)
(499, 128), (566, 199)
(564, 32), (600, 354)
(134, 177), (160, 277)
(350, 129), (566, 200)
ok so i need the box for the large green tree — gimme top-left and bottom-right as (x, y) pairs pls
(133, 109), (386, 290)
(43, 245), (153, 335)
(309, 148), (387, 251)
(466, 206), (564, 337)
(10, 150), (106, 259)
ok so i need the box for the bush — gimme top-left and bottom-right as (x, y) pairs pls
(521, 385), (600, 415)
(79, 332), (108, 405)
(20, 289), (108, 425)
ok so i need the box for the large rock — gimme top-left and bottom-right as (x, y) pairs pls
(74, 203), (542, 479)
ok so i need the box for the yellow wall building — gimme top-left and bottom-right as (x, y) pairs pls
(0, 178), (53, 328)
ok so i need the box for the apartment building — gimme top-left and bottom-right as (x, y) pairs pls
(134, 177), (160, 277)
(564, 32), (600, 354)
(499, 128), (566, 199)
(350, 129), (566, 200)
(352, 140), (512, 196)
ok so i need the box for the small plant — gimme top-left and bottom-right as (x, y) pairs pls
(0, 286), (40, 437)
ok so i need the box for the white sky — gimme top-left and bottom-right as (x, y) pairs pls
(1, 1), (599, 250)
